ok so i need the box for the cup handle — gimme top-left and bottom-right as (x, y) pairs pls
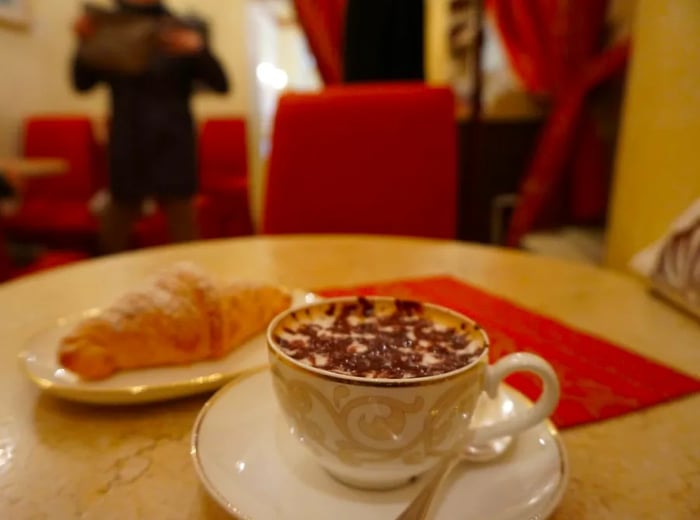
(469, 352), (560, 445)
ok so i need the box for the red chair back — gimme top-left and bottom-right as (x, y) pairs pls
(262, 83), (457, 238)
(22, 116), (99, 201)
(198, 118), (249, 193)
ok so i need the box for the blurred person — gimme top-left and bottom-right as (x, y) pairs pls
(72, 0), (230, 254)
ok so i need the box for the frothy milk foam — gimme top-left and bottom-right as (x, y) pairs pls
(272, 298), (486, 379)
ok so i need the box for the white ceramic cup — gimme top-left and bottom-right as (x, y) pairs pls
(267, 296), (560, 490)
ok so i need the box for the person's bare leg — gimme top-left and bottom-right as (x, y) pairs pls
(98, 198), (142, 254)
(159, 196), (199, 243)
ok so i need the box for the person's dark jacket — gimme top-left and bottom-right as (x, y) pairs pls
(72, 1), (229, 201)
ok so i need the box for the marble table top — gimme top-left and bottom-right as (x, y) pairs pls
(1, 235), (698, 519)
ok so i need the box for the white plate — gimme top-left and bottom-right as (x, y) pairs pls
(18, 290), (318, 405)
(192, 370), (569, 520)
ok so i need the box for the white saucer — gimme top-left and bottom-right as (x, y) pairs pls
(18, 290), (318, 405)
(192, 370), (569, 520)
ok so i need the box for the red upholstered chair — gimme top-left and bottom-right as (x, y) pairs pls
(134, 117), (253, 247)
(2, 116), (101, 250)
(262, 83), (457, 238)
(198, 118), (249, 194)
(197, 117), (253, 237)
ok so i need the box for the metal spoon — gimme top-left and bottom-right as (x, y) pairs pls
(395, 434), (513, 520)
(396, 389), (516, 520)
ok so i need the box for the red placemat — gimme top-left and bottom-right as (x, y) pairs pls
(318, 276), (700, 429)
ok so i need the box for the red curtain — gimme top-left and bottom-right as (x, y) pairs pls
(293, 0), (347, 85)
(489, 0), (609, 96)
(487, 0), (630, 245)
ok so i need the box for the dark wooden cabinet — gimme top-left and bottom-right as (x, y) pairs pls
(457, 118), (543, 243)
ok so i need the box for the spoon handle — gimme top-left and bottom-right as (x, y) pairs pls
(395, 456), (461, 520)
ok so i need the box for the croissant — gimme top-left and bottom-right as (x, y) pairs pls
(58, 263), (292, 380)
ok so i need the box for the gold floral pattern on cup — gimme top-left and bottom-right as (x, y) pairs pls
(271, 361), (485, 467)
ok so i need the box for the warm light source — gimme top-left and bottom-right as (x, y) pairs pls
(256, 62), (289, 90)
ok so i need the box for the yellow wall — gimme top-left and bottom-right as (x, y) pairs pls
(424, 0), (449, 87)
(0, 0), (251, 156)
(606, 0), (700, 269)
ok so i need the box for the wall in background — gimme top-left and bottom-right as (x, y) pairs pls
(245, 2), (321, 225)
(0, 0), (251, 156)
(606, 0), (700, 270)
(424, 0), (544, 121)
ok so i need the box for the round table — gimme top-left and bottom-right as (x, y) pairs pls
(1, 236), (698, 519)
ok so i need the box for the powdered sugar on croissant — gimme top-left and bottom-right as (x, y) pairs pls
(58, 262), (292, 380)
